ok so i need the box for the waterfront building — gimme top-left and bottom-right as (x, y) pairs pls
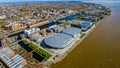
(79, 21), (93, 31)
(44, 33), (73, 49)
(0, 47), (26, 68)
(62, 27), (81, 39)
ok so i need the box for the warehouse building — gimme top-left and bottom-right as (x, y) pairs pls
(0, 47), (26, 68)
(62, 27), (81, 39)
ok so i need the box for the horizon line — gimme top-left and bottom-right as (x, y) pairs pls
(0, 0), (120, 3)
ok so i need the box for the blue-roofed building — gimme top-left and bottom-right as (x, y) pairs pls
(80, 21), (93, 31)
(48, 21), (60, 29)
(62, 27), (81, 38)
(44, 33), (73, 49)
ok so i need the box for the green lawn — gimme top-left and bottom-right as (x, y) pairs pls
(23, 39), (29, 44)
(23, 39), (51, 60)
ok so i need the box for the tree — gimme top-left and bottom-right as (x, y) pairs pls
(20, 34), (26, 39)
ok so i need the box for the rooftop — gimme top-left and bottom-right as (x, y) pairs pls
(0, 47), (13, 55)
(44, 33), (73, 49)
(80, 21), (93, 31)
(62, 27), (81, 37)
(0, 47), (26, 68)
(24, 28), (40, 35)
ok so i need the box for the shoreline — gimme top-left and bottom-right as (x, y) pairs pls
(44, 15), (108, 68)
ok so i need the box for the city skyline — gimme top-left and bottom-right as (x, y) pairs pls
(0, 0), (120, 3)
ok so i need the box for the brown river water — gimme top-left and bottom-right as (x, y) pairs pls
(52, 2), (120, 68)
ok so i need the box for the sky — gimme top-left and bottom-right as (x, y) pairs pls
(0, 0), (77, 2)
(0, 0), (119, 3)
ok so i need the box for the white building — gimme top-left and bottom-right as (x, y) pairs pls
(24, 28), (40, 36)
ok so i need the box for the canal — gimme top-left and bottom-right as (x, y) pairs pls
(59, 14), (80, 21)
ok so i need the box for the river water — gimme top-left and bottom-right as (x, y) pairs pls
(52, 2), (120, 68)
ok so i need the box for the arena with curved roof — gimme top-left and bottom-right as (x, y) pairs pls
(44, 33), (73, 49)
